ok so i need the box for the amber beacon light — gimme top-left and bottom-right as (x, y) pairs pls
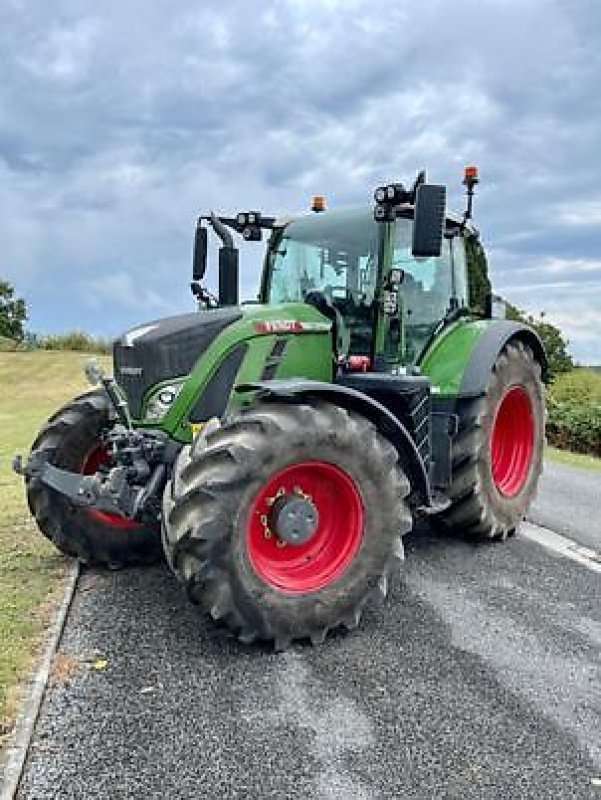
(311, 195), (326, 212)
(463, 165), (479, 184)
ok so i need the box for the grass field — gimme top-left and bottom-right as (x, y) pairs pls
(545, 444), (601, 471)
(0, 351), (109, 742)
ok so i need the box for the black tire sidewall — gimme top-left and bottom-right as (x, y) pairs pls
(226, 437), (399, 637)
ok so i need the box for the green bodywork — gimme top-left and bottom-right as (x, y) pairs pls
(419, 317), (498, 397)
(138, 302), (332, 442)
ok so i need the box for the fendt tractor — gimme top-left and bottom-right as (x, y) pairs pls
(16, 167), (546, 648)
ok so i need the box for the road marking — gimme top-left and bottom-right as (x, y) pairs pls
(521, 521), (601, 574)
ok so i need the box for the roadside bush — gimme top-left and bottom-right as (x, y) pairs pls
(0, 334), (31, 351)
(548, 367), (601, 405)
(35, 331), (111, 354)
(546, 368), (601, 457)
(0, 335), (19, 351)
(547, 400), (601, 457)
(506, 303), (573, 382)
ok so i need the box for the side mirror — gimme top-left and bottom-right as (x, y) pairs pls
(193, 224), (208, 280)
(412, 184), (446, 258)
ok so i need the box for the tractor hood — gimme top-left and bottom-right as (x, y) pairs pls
(114, 308), (242, 418)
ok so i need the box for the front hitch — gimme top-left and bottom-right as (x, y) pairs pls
(14, 452), (142, 518)
(13, 361), (171, 524)
(13, 424), (169, 523)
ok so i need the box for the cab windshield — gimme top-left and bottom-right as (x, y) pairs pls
(265, 207), (468, 363)
(265, 209), (379, 353)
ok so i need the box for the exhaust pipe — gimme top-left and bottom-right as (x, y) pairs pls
(210, 213), (239, 306)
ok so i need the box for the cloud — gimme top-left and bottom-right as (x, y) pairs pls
(17, 17), (104, 85)
(0, 0), (600, 362)
(79, 272), (174, 316)
(556, 199), (601, 226)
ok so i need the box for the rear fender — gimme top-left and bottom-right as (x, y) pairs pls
(237, 379), (431, 509)
(458, 321), (548, 396)
(420, 319), (548, 399)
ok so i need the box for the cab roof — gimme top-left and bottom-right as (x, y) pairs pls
(273, 205), (477, 235)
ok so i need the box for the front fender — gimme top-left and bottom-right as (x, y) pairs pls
(237, 378), (431, 509)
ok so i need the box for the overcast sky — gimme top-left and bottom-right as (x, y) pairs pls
(1, 0), (600, 362)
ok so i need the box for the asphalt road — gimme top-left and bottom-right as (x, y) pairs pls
(528, 460), (601, 549)
(16, 462), (601, 800)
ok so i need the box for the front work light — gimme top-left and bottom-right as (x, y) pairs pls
(373, 183), (406, 205)
(373, 182), (411, 222)
(236, 211), (262, 228)
(145, 381), (185, 422)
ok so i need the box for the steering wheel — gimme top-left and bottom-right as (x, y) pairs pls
(324, 285), (354, 304)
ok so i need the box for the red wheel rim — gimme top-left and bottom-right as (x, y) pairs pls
(81, 446), (140, 529)
(246, 460), (364, 594)
(490, 386), (534, 497)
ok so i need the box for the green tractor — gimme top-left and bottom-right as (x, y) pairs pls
(16, 167), (546, 648)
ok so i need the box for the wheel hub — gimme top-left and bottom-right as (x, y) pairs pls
(247, 461), (364, 593)
(270, 494), (319, 546)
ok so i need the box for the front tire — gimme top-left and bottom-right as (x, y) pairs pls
(436, 340), (545, 540)
(26, 390), (162, 568)
(163, 401), (412, 648)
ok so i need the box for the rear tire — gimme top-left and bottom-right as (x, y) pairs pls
(26, 390), (162, 568)
(435, 340), (544, 540)
(162, 401), (412, 648)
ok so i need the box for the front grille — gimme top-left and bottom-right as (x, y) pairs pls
(113, 351), (148, 419)
(113, 308), (241, 418)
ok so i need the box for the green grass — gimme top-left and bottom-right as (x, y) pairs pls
(545, 445), (601, 472)
(0, 351), (109, 741)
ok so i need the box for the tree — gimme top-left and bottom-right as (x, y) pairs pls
(465, 235), (492, 314)
(0, 280), (27, 342)
(506, 302), (573, 382)
(464, 235), (573, 381)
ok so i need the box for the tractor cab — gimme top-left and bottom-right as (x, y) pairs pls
(260, 205), (471, 369)
(192, 170), (459, 375)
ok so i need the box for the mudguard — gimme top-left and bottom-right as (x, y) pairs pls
(237, 378), (432, 509)
(420, 319), (548, 399)
(458, 320), (548, 397)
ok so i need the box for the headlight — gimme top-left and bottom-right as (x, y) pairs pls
(145, 382), (185, 422)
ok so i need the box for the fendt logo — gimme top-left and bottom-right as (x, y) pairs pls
(119, 366), (143, 376)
